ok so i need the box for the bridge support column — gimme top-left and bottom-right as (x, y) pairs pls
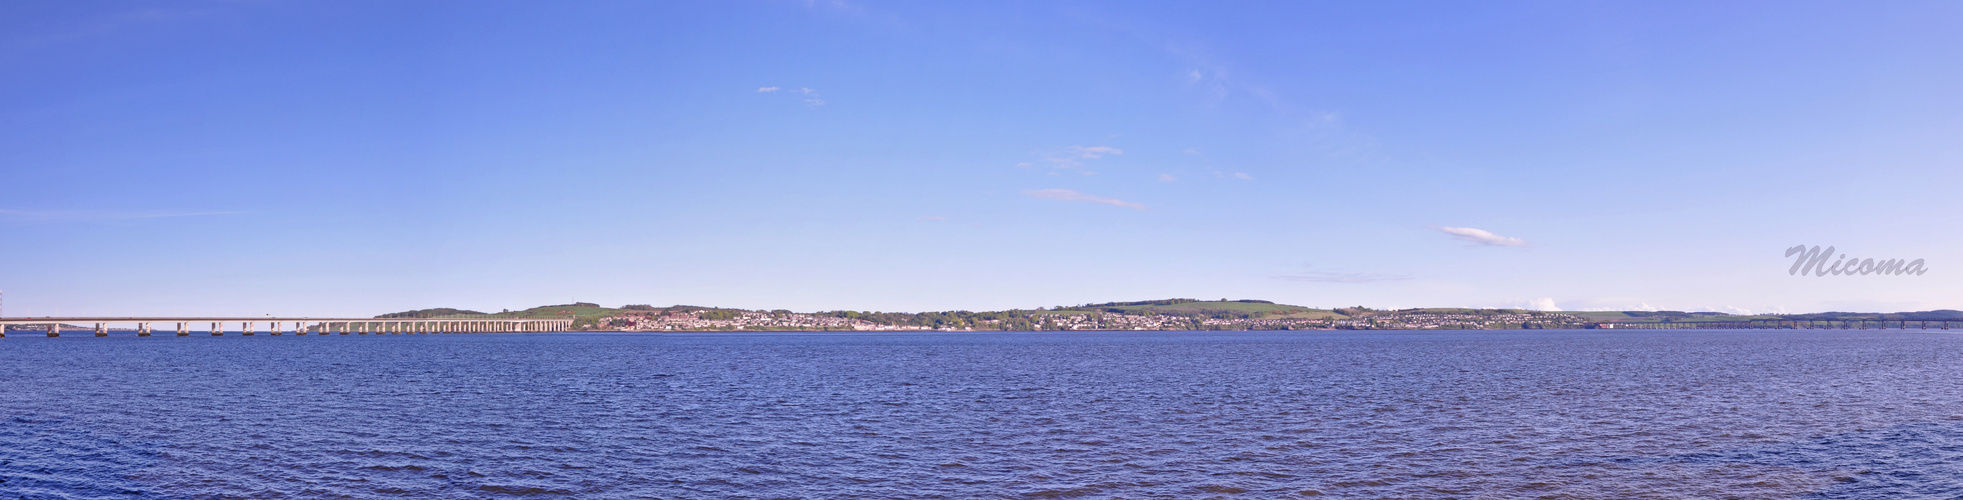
(178, 323), (188, 336)
(95, 323), (107, 337)
(48, 324), (58, 337)
(137, 322), (151, 337)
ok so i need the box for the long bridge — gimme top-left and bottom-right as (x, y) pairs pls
(0, 317), (573, 337)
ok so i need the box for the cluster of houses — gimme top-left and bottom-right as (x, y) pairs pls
(1332, 311), (1587, 330)
(595, 311), (933, 331)
(590, 309), (1589, 332)
(1036, 311), (1587, 331)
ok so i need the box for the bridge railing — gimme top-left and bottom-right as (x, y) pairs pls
(0, 318), (575, 337)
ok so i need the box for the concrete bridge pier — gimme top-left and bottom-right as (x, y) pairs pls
(177, 323), (189, 336)
(137, 322), (151, 337)
(211, 322), (223, 336)
(242, 322), (255, 336)
(95, 323), (107, 337)
(47, 324), (58, 337)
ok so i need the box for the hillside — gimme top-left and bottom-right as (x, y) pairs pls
(373, 300), (1963, 331)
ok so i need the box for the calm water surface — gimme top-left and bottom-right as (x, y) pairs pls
(4, 330), (1963, 499)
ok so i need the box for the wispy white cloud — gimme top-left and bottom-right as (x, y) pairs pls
(1276, 271), (1412, 283)
(756, 86), (824, 106)
(0, 209), (242, 225)
(1694, 305), (1764, 315)
(1070, 145), (1122, 158)
(1023, 189), (1146, 210)
(916, 216), (948, 221)
(1526, 297), (1562, 311)
(1436, 226), (1528, 247)
(800, 0), (860, 11)
(1029, 145), (1124, 170)
(1158, 174), (1177, 182)
(1205, 169), (1253, 180)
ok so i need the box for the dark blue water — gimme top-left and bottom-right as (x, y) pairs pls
(4, 330), (1962, 498)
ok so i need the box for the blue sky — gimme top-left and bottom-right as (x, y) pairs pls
(3, 1), (1959, 316)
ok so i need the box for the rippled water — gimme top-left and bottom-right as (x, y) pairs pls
(4, 330), (1963, 498)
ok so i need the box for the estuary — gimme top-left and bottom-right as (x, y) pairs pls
(3, 330), (1960, 498)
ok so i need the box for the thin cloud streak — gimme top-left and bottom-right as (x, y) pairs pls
(1022, 189), (1146, 210)
(0, 209), (243, 224)
(1031, 145), (1123, 170)
(1435, 226), (1528, 247)
(1275, 271), (1412, 283)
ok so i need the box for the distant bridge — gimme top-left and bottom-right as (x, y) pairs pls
(0, 317), (573, 337)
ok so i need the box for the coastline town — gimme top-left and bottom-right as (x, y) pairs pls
(583, 303), (1594, 332)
